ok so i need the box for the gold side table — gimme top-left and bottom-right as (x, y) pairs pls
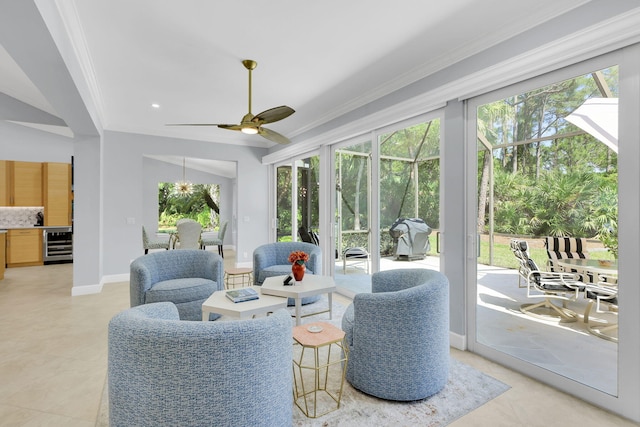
(292, 321), (348, 418)
(224, 268), (253, 289)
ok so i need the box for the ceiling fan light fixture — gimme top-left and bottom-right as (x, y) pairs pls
(241, 126), (258, 135)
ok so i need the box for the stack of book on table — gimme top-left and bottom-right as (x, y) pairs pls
(226, 288), (259, 303)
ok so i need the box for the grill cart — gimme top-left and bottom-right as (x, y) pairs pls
(389, 218), (431, 260)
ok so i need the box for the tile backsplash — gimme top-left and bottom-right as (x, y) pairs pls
(0, 207), (44, 228)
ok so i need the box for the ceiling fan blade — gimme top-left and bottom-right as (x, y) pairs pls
(258, 127), (290, 144)
(253, 106), (295, 124)
(166, 123), (222, 126)
(217, 124), (243, 131)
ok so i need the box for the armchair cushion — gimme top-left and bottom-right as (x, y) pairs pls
(144, 277), (216, 304)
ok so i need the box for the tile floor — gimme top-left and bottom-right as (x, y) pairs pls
(0, 251), (636, 426)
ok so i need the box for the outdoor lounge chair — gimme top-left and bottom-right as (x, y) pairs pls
(544, 236), (592, 282)
(512, 239), (584, 322)
(583, 275), (618, 342)
(510, 239), (531, 288)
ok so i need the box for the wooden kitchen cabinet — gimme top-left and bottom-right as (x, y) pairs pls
(0, 232), (5, 279)
(0, 161), (8, 206)
(0, 161), (43, 207)
(7, 228), (43, 267)
(43, 162), (72, 226)
(12, 161), (43, 206)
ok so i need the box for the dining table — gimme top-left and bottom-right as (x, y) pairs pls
(556, 258), (618, 278)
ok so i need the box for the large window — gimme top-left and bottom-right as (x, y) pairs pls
(157, 183), (220, 232)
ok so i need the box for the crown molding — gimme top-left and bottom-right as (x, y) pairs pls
(48, 0), (106, 129)
(454, 7), (640, 102)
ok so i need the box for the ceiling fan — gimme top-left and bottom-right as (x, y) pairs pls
(167, 59), (294, 144)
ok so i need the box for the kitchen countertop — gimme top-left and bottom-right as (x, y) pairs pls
(0, 226), (72, 230)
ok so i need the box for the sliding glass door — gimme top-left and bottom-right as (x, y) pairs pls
(329, 114), (443, 291)
(377, 119), (441, 272)
(275, 154), (320, 242)
(470, 59), (619, 395)
(334, 139), (372, 278)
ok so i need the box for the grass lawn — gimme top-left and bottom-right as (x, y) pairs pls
(478, 240), (615, 270)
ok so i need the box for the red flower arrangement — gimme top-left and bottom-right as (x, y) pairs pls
(288, 250), (309, 265)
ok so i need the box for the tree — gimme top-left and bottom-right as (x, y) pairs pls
(476, 65), (619, 252)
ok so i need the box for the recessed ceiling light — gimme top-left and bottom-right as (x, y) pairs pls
(151, 103), (160, 109)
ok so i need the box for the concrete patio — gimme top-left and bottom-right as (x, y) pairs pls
(335, 255), (618, 396)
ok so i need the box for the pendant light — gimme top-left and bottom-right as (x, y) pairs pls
(174, 157), (193, 196)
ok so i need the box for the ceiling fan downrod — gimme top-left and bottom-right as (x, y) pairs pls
(242, 59), (257, 115)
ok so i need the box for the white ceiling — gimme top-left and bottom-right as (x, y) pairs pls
(0, 0), (590, 172)
(144, 154), (237, 179)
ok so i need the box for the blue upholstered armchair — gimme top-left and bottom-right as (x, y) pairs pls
(341, 268), (450, 401)
(130, 249), (224, 321)
(253, 241), (322, 305)
(108, 303), (293, 427)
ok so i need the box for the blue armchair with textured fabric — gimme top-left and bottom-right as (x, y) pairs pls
(341, 268), (450, 401)
(108, 302), (293, 427)
(253, 241), (322, 305)
(130, 249), (224, 321)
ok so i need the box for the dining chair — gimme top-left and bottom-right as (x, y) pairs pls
(174, 219), (202, 249)
(141, 226), (170, 254)
(201, 220), (228, 257)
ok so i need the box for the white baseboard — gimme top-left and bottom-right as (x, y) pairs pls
(450, 331), (467, 350)
(71, 283), (102, 296)
(103, 273), (129, 284)
(71, 273), (129, 296)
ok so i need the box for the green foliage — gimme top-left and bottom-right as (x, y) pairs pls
(378, 120), (441, 228)
(488, 162), (617, 240)
(477, 65), (619, 257)
(157, 183), (220, 230)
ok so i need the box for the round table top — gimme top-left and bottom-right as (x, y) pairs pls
(225, 267), (253, 275)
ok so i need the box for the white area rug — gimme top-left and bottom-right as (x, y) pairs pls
(97, 298), (509, 426)
(292, 357), (508, 426)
